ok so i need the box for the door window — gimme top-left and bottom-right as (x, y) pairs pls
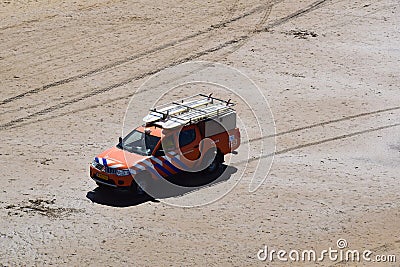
(179, 129), (196, 147)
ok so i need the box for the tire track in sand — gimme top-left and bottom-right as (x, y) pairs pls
(0, 4), (269, 107)
(0, 0), (332, 130)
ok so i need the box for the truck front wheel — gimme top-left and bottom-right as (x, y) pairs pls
(132, 172), (151, 195)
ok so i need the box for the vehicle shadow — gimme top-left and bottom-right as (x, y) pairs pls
(86, 187), (155, 207)
(86, 165), (237, 207)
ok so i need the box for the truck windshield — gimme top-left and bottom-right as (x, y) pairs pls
(118, 130), (160, 156)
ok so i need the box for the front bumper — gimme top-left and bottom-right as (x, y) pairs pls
(89, 165), (133, 187)
(92, 176), (118, 188)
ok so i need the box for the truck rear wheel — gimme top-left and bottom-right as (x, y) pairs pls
(202, 150), (223, 174)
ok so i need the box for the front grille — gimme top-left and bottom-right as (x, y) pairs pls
(93, 162), (119, 174)
(105, 167), (117, 174)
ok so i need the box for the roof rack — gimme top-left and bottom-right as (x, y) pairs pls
(143, 94), (235, 129)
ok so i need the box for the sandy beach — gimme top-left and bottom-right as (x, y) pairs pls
(0, 0), (399, 265)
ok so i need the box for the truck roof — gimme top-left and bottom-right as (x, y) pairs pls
(143, 94), (236, 129)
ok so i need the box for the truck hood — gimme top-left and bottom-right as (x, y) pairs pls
(95, 146), (149, 169)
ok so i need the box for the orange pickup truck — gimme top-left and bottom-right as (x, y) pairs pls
(89, 94), (240, 194)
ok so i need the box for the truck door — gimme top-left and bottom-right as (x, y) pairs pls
(179, 126), (200, 162)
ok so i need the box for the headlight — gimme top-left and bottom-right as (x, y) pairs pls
(92, 159), (102, 169)
(116, 169), (130, 176)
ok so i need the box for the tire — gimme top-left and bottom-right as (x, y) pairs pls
(131, 172), (151, 195)
(202, 150), (223, 174)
